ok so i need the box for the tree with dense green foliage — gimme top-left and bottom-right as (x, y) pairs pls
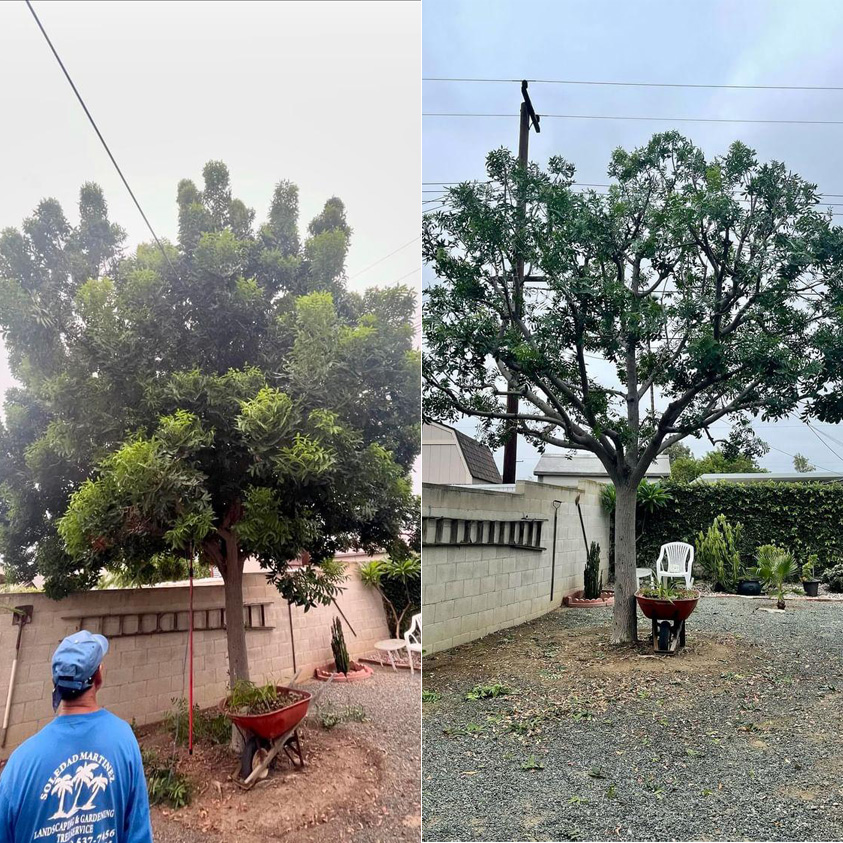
(793, 453), (815, 473)
(0, 163), (419, 682)
(423, 131), (843, 643)
(670, 448), (767, 484)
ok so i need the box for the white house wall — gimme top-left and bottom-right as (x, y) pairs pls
(421, 479), (611, 653)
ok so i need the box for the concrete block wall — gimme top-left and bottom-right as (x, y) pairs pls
(422, 479), (611, 653)
(0, 563), (389, 757)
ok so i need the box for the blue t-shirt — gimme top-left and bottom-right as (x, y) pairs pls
(0, 708), (152, 843)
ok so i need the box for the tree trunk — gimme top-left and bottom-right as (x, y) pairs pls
(611, 483), (639, 644)
(222, 549), (249, 685)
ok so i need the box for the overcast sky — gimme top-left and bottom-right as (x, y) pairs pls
(0, 0), (420, 485)
(423, 0), (843, 479)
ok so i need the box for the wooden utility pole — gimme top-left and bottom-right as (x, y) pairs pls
(502, 81), (540, 483)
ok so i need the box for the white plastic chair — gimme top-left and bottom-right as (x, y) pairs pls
(655, 542), (695, 587)
(636, 567), (654, 588)
(404, 613), (422, 675)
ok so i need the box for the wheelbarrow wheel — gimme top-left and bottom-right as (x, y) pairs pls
(658, 621), (671, 652)
(240, 735), (260, 780)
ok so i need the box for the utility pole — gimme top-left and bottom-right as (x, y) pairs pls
(502, 80), (540, 483)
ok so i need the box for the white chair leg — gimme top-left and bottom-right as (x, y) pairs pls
(406, 646), (414, 675)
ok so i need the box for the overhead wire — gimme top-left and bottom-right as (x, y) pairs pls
(25, 0), (178, 278)
(347, 236), (420, 280)
(423, 76), (843, 93)
(424, 112), (843, 126)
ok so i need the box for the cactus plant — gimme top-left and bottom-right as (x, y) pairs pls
(331, 616), (350, 676)
(583, 541), (603, 600)
(695, 514), (743, 591)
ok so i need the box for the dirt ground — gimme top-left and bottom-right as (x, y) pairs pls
(147, 666), (420, 843)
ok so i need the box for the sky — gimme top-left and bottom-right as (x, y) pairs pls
(0, 0), (421, 485)
(423, 0), (843, 479)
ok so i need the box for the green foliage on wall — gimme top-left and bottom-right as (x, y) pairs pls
(637, 482), (843, 572)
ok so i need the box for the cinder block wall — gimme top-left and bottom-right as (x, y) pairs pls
(0, 564), (389, 757)
(422, 479), (611, 653)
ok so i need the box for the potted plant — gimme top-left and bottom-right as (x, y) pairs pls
(565, 542), (614, 607)
(748, 545), (798, 610)
(801, 554), (820, 597)
(635, 577), (701, 651)
(636, 577), (701, 620)
(314, 617), (373, 681)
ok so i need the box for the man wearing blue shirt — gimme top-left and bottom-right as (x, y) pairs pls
(0, 630), (153, 842)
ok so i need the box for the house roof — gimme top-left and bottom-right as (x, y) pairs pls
(452, 428), (502, 484)
(534, 452), (670, 478)
(693, 471), (843, 484)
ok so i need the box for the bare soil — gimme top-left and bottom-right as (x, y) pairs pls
(145, 723), (383, 841)
(147, 668), (420, 843)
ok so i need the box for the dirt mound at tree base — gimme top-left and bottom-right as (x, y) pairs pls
(147, 723), (386, 842)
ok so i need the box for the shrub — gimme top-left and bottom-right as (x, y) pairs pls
(822, 561), (843, 592)
(331, 616), (350, 675)
(638, 481), (843, 573)
(167, 698), (230, 746)
(802, 554), (818, 582)
(695, 515), (743, 591)
(317, 704), (368, 730)
(142, 748), (192, 809)
(465, 683), (512, 700)
(583, 541), (602, 600)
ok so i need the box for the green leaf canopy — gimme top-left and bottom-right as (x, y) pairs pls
(0, 163), (419, 610)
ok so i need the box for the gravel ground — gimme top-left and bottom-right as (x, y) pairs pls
(422, 598), (843, 842)
(152, 666), (421, 843)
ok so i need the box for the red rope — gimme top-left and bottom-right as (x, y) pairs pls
(188, 558), (194, 755)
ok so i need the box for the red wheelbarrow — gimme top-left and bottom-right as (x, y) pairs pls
(636, 590), (700, 654)
(221, 686), (313, 790)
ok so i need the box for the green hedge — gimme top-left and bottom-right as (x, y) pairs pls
(637, 482), (843, 573)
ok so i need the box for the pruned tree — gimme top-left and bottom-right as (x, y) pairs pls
(0, 163), (419, 682)
(423, 132), (843, 643)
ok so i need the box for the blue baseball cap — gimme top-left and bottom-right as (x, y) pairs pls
(51, 631), (109, 711)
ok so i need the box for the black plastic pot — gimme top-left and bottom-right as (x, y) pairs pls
(803, 579), (820, 597)
(737, 579), (763, 596)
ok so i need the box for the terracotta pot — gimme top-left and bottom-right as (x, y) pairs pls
(314, 660), (373, 682)
(564, 589), (614, 608)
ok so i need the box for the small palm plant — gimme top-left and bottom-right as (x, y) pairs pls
(750, 544), (797, 610)
(359, 554), (420, 637)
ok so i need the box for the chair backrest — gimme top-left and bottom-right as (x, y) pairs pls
(405, 613), (422, 645)
(661, 542), (694, 573)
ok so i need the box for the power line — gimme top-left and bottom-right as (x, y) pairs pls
(423, 112), (843, 126)
(25, 0), (178, 278)
(767, 444), (837, 473)
(807, 422), (843, 464)
(347, 236), (420, 280)
(391, 267), (421, 283)
(423, 76), (843, 93)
